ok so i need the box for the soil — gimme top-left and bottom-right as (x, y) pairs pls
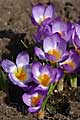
(0, 0), (80, 120)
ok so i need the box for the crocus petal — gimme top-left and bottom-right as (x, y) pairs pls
(40, 64), (52, 76)
(35, 47), (45, 60)
(73, 34), (80, 48)
(37, 84), (48, 90)
(22, 93), (31, 106)
(33, 32), (42, 42)
(43, 35), (56, 52)
(45, 53), (57, 61)
(28, 106), (41, 113)
(43, 25), (52, 36)
(52, 68), (64, 82)
(1, 59), (16, 73)
(34, 85), (48, 91)
(75, 24), (80, 39)
(44, 4), (54, 19)
(8, 73), (28, 88)
(32, 4), (45, 24)
(52, 19), (63, 33)
(32, 62), (41, 80)
(59, 50), (80, 72)
(16, 51), (29, 67)
(66, 22), (72, 42)
(59, 52), (69, 63)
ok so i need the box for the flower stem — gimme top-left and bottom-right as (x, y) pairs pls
(42, 82), (57, 110)
(71, 76), (77, 88)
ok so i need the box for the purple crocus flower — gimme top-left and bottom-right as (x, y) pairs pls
(51, 18), (72, 42)
(22, 91), (46, 113)
(32, 4), (54, 26)
(1, 51), (31, 88)
(35, 33), (67, 63)
(32, 4), (54, 42)
(59, 50), (80, 73)
(32, 62), (54, 90)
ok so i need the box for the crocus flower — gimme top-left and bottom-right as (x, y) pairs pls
(35, 33), (67, 63)
(1, 51), (31, 88)
(51, 18), (72, 42)
(32, 4), (54, 26)
(59, 50), (80, 73)
(43, 33), (67, 63)
(22, 91), (46, 113)
(72, 23), (80, 53)
(32, 62), (54, 89)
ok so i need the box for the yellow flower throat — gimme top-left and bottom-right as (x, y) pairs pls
(14, 67), (27, 81)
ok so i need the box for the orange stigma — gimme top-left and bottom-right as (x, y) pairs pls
(31, 95), (41, 106)
(14, 67), (27, 81)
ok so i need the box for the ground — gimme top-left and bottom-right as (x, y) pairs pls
(0, 0), (80, 119)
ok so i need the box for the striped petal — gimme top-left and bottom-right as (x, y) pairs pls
(35, 47), (45, 60)
(44, 4), (54, 19)
(32, 4), (45, 24)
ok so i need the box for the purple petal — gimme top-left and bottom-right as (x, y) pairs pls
(34, 85), (48, 91)
(28, 106), (41, 113)
(42, 18), (53, 26)
(43, 25), (52, 36)
(32, 4), (45, 24)
(37, 84), (48, 90)
(66, 22), (72, 42)
(44, 4), (54, 19)
(59, 50), (80, 72)
(32, 62), (41, 80)
(16, 51), (29, 67)
(59, 51), (69, 63)
(52, 33), (67, 54)
(45, 53), (56, 61)
(35, 47), (45, 60)
(52, 18), (64, 33)
(22, 93), (31, 106)
(75, 24), (80, 39)
(31, 16), (39, 26)
(8, 73), (27, 88)
(1, 59), (16, 73)
(52, 68), (64, 82)
(40, 64), (52, 76)
(33, 33), (42, 43)
(73, 34), (80, 48)
(43, 35), (56, 52)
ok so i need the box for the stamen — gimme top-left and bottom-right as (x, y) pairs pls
(14, 67), (27, 81)
(38, 74), (50, 86)
(31, 95), (41, 106)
